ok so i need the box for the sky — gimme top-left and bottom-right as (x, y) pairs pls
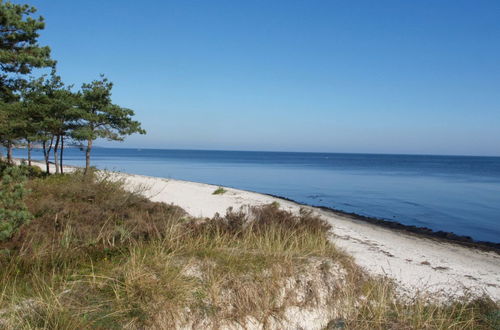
(16, 0), (500, 156)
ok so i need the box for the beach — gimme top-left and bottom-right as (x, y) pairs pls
(2, 2), (499, 326)
(30, 160), (500, 301)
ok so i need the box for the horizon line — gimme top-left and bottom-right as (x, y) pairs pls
(9, 145), (499, 158)
(89, 146), (500, 158)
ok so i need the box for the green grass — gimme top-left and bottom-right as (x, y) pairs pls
(212, 186), (227, 195)
(0, 169), (498, 329)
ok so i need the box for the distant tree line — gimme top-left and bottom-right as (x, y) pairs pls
(0, 1), (145, 174)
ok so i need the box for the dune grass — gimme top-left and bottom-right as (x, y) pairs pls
(0, 169), (498, 329)
(212, 186), (227, 195)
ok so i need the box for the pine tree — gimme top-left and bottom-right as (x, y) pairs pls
(73, 75), (145, 173)
(0, 0), (54, 161)
(21, 71), (79, 173)
(0, 164), (32, 242)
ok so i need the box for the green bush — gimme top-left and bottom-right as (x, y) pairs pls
(22, 163), (45, 178)
(0, 166), (33, 241)
(0, 160), (45, 179)
(0, 159), (10, 175)
(212, 186), (227, 195)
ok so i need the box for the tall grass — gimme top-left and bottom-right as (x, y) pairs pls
(0, 170), (498, 329)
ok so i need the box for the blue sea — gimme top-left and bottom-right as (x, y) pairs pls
(14, 148), (500, 243)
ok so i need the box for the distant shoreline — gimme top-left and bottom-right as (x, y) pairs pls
(11, 145), (82, 149)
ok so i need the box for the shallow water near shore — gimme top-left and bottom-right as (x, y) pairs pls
(13, 148), (500, 243)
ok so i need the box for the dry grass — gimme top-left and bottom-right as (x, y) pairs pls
(331, 276), (499, 329)
(0, 170), (498, 329)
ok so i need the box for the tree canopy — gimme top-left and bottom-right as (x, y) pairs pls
(0, 0), (54, 101)
(74, 75), (146, 172)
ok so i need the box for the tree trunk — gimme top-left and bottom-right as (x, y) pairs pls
(43, 137), (54, 174)
(7, 141), (13, 164)
(54, 135), (60, 174)
(42, 141), (49, 173)
(27, 140), (32, 166)
(85, 138), (92, 174)
(60, 136), (64, 174)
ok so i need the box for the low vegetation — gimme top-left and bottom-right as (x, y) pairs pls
(212, 186), (227, 195)
(0, 166), (32, 242)
(0, 163), (498, 329)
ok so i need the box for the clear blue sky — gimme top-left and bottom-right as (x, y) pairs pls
(19, 0), (500, 156)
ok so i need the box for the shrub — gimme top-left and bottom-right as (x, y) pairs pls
(212, 186), (227, 195)
(0, 160), (44, 179)
(0, 159), (10, 175)
(2, 170), (185, 251)
(21, 163), (45, 178)
(0, 166), (32, 242)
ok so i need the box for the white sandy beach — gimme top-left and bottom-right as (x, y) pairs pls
(24, 160), (500, 301)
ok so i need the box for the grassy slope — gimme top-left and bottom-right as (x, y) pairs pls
(0, 170), (498, 329)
